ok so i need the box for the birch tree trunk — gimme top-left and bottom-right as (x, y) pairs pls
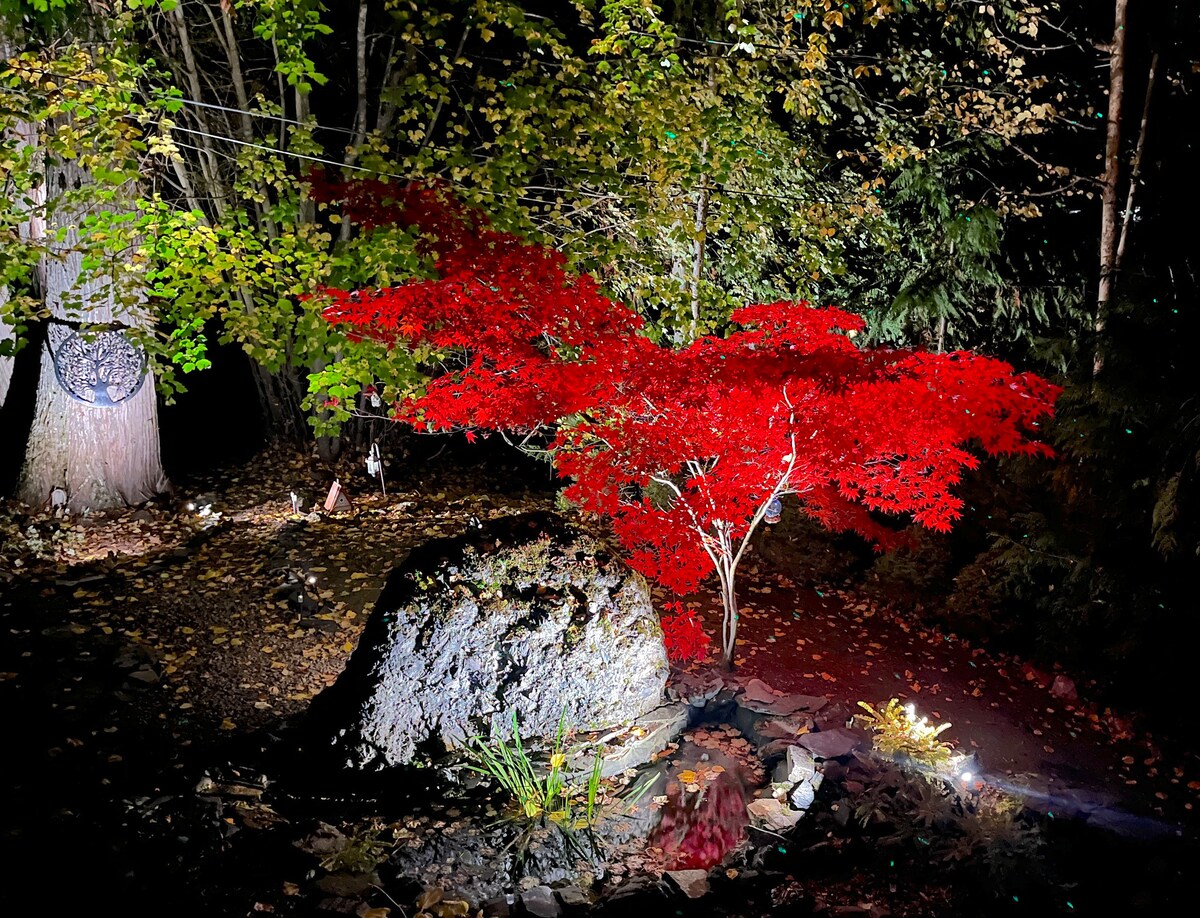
(1093, 0), (1128, 378)
(0, 291), (13, 410)
(1115, 52), (1159, 271)
(17, 159), (168, 512)
(0, 34), (29, 409)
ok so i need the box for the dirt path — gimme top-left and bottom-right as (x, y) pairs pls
(2, 456), (1197, 916)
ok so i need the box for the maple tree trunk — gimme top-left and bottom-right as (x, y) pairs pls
(18, 160), (169, 512)
(1094, 0), (1128, 378)
(716, 554), (739, 670)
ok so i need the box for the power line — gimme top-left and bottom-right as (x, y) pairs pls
(5, 75), (883, 213)
(7, 60), (1056, 216)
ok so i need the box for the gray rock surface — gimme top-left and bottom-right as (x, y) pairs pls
(789, 779), (816, 811)
(776, 744), (816, 785)
(567, 702), (690, 779)
(389, 816), (604, 905)
(314, 514), (669, 768)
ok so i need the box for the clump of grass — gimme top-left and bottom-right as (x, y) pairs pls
(464, 709), (605, 827)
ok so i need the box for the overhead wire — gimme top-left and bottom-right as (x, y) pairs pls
(7, 25), (1082, 220)
(4, 72), (883, 213)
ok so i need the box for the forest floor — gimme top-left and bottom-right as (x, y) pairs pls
(0, 445), (1196, 916)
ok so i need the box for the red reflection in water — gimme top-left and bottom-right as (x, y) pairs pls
(648, 769), (750, 870)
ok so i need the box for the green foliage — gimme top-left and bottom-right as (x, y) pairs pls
(318, 820), (392, 875)
(463, 709), (603, 827)
(0, 2), (435, 436)
(855, 698), (956, 769)
(2, 0), (1095, 447)
(844, 759), (1046, 891)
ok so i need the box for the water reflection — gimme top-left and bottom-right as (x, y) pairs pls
(648, 743), (751, 870)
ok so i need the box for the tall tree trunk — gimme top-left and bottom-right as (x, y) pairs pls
(17, 159), (168, 512)
(0, 290), (13, 410)
(1115, 52), (1159, 271)
(0, 34), (36, 409)
(689, 165), (709, 343)
(1093, 0), (1128, 378)
(686, 69), (718, 343)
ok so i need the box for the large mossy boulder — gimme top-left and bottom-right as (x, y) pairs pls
(313, 513), (669, 768)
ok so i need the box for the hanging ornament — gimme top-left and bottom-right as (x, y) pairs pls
(764, 497), (783, 524)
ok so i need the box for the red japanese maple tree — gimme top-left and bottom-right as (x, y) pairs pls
(317, 176), (1061, 668)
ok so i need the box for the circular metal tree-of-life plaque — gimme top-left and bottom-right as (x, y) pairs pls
(52, 329), (148, 407)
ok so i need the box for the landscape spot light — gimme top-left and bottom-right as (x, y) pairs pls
(186, 501), (196, 512)
(306, 574), (318, 586)
(960, 771), (973, 784)
(905, 703), (916, 718)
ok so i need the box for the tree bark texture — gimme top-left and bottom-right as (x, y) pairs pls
(1116, 52), (1159, 271)
(0, 290), (13, 410)
(0, 34), (34, 410)
(1094, 0), (1128, 378)
(17, 159), (168, 512)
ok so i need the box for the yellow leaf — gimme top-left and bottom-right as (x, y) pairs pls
(416, 888), (443, 910)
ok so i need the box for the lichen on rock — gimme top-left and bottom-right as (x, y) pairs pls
(313, 513), (669, 768)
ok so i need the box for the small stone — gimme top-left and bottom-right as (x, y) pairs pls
(555, 886), (590, 909)
(821, 760), (847, 782)
(521, 885), (561, 917)
(1050, 675), (1078, 702)
(482, 897), (513, 917)
(782, 745), (816, 784)
(605, 876), (661, 901)
(740, 678), (779, 704)
(747, 797), (804, 830)
(798, 727), (866, 760)
(295, 822), (346, 858)
(665, 869), (709, 898)
(789, 781), (815, 811)
(751, 693), (828, 716)
(128, 667), (159, 684)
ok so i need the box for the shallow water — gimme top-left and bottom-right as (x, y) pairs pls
(649, 741), (754, 870)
